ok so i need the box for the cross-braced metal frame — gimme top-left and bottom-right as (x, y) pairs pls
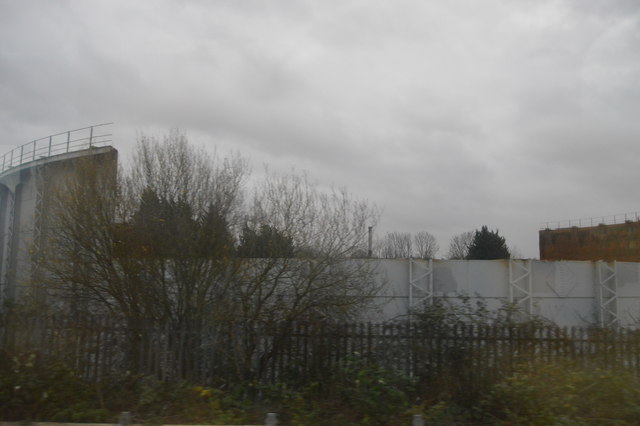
(509, 259), (533, 315)
(596, 260), (618, 327)
(409, 258), (433, 309)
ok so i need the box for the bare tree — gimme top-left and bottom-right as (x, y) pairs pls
(413, 231), (439, 259)
(446, 231), (474, 259)
(46, 132), (249, 330)
(376, 231), (439, 259)
(198, 169), (381, 380)
(130, 130), (248, 224)
(378, 232), (413, 258)
(236, 170), (381, 321)
(44, 133), (381, 380)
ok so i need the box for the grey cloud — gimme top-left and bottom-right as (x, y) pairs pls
(2, 0), (640, 258)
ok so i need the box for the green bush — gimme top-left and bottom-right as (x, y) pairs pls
(109, 377), (253, 424)
(0, 352), (254, 424)
(405, 401), (473, 426)
(334, 357), (411, 423)
(480, 362), (640, 425)
(256, 357), (414, 425)
(0, 351), (110, 422)
(9, 349), (640, 425)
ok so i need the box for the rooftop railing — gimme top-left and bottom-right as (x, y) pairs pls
(0, 123), (113, 175)
(541, 211), (640, 230)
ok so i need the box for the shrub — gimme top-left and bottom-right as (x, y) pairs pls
(112, 377), (254, 424)
(335, 356), (412, 423)
(0, 351), (109, 422)
(256, 356), (413, 425)
(480, 362), (640, 425)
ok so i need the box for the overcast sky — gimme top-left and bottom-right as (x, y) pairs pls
(1, 0), (639, 258)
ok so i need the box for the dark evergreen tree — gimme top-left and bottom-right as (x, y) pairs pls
(237, 223), (294, 258)
(197, 203), (234, 258)
(128, 188), (233, 259)
(466, 226), (510, 260)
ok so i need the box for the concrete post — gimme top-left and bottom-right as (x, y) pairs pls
(412, 414), (425, 426)
(119, 411), (131, 426)
(265, 412), (278, 425)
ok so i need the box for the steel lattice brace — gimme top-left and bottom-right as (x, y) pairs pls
(597, 261), (618, 327)
(509, 259), (533, 315)
(409, 258), (433, 309)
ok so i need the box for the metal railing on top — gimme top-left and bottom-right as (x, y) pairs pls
(0, 123), (113, 175)
(541, 211), (640, 230)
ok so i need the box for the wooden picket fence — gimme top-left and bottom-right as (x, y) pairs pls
(2, 314), (640, 385)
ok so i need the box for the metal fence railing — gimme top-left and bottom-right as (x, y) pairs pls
(541, 211), (640, 230)
(0, 123), (113, 175)
(3, 315), (640, 385)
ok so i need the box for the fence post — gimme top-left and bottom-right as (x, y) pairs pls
(265, 412), (278, 425)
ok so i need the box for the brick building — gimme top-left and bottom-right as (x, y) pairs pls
(539, 220), (640, 261)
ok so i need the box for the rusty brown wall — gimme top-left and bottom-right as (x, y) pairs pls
(539, 221), (640, 261)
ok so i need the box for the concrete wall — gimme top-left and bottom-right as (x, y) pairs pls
(370, 258), (640, 328)
(540, 222), (640, 261)
(1, 141), (639, 329)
